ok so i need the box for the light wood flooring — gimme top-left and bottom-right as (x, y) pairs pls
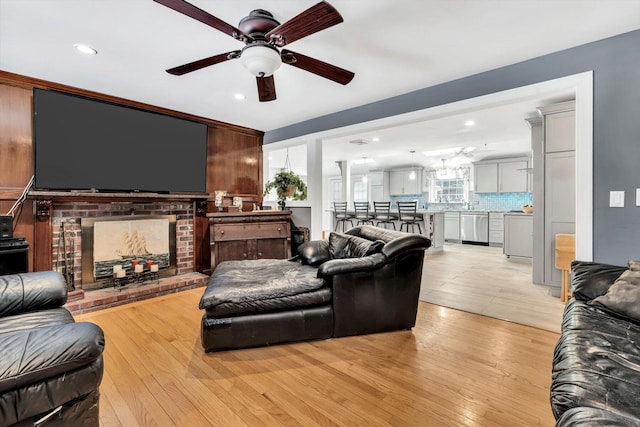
(420, 243), (566, 333)
(75, 288), (560, 426)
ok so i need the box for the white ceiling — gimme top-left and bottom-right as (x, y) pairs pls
(2, 0), (639, 135)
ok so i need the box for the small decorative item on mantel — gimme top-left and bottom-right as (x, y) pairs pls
(263, 148), (308, 210)
(214, 190), (227, 211)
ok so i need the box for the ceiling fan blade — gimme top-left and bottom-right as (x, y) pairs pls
(282, 49), (354, 85)
(166, 50), (240, 75)
(153, 0), (250, 41)
(257, 76), (277, 102)
(266, 1), (343, 46)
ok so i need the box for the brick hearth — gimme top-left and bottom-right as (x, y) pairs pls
(64, 272), (208, 315)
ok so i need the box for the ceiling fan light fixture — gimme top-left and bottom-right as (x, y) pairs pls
(240, 44), (282, 77)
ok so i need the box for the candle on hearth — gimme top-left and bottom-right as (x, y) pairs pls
(150, 264), (159, 273)
(134, 264), (143, 273)
(113, 265), (122, 273)
(116, 269), (126, 278)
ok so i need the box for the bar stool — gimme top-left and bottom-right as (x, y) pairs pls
(373, 201), (396, 230)
(397, 201), (422, 234)
(334, 201), (354, 232)
(353, 201), (374, 225)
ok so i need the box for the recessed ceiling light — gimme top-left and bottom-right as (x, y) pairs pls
(464, 120), (475, 127)
(372, 137), (380, 142)
(73, 44), (97, 55)
(234, 93), (246, 101)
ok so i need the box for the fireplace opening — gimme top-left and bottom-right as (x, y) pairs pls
(81, 215), (177, 290)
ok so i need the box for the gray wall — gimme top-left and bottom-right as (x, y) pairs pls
(264, 29), (640, 266)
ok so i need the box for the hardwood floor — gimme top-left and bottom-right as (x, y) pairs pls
(421, 243), (565, 333)
(75, 288), (560, 426)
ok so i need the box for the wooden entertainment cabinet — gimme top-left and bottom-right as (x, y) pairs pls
(208, 211), (291, 269)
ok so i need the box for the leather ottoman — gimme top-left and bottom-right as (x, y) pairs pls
(199, 259), (333, 352)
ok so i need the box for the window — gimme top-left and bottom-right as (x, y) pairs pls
(432, 178), (466, 203)
(353, 180), (368, 202)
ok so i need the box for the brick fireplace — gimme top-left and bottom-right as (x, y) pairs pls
(51, 201), (195, 290)
(29, 198), (210, 314)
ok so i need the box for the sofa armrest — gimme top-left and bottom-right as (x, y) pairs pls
(0, 322), (105, 394)
(382, 235), (431, 260)
(317, 253), (387, 277)
(0, 271), (67, 317)
(571, 260), (627, 301)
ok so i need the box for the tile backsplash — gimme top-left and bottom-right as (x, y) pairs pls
(471, 192), (533, 211)
(388, 192), (533, 211)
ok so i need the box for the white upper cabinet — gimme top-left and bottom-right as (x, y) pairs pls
(498, 160), (529, 192)
(474, 158), (529, 193)
(389, 168), (421, 195)
(474, 163), (498, 193)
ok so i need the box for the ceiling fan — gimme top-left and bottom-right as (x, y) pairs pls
(153, 0), (355, 102)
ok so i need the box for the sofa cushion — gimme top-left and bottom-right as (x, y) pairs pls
(200, 259), (330, 317)
(297, 240), (331, 266)
(328, 232), (384, 259)
(571, 260), (626, 301)
(588, 260), (640, 321)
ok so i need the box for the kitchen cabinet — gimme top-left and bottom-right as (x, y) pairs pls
(504, 214), (533, 258)
(474, 163), (498, 193)
(474, 158), (529, 193)
(498, 160), (528, 192)
(533, 101), (576, 287)
(444, 211), (460, 241)
(369, 171), (388, 202)
(489, 212), (504, 246)
(389, 168), (422, 195)
(369, 171), (387, 186)
(208, 211), (291, 269)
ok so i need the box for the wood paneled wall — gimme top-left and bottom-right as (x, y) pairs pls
(0, 70), (264, 273)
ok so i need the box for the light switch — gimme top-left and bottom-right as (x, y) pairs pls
(636, 189), (640, 206)
(610, 191), (625, 207)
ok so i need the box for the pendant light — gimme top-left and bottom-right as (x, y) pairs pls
(409, 150), (417, 180)
(436, 159), (448, 178)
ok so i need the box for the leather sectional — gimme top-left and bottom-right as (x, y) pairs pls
(552, 260), (640, 426)
(199, 225), (431, 352)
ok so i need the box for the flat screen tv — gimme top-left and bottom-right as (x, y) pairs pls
(33, 88), (208, 194)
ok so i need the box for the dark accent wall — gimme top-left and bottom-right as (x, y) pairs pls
(264, 29), (640, 266)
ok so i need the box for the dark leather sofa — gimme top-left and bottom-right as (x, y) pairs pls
(0, 271), (105, 427)
(551, 260), (640, 426)
(200, 225), (431, 352)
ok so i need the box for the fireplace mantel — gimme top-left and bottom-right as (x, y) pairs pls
(29, 190), (210, 203)
(28, 194), (212, 275)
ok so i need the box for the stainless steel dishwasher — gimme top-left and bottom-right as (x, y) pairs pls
(460, 211), (489, 245)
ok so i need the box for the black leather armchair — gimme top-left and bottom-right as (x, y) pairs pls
(318, 226), (430, 337)
(0, 271), (105, 427)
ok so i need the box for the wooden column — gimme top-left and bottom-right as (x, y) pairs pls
(33, 199), (52, 271)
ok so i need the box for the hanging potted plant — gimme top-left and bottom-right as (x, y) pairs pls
(264, 170), (307, 210)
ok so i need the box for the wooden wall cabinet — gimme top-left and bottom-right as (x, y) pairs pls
(208, 211), (291, 269)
